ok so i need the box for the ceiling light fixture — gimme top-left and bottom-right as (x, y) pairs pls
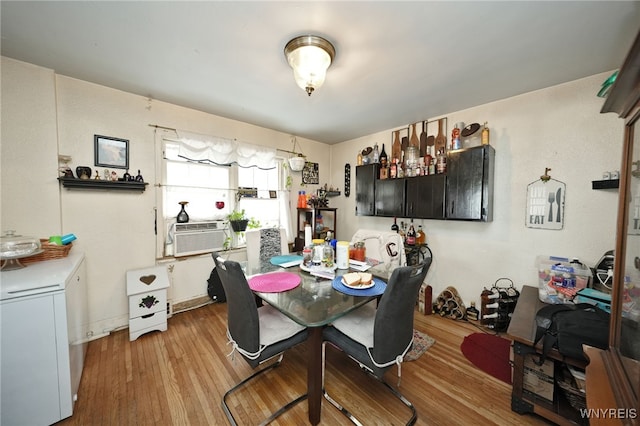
(284, 35), (335, 96)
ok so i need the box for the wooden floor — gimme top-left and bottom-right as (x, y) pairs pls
(57, 303), (553, 426)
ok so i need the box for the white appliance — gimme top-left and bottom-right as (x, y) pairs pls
(0, 252), (88, 426)
(173, 220), (228, 257)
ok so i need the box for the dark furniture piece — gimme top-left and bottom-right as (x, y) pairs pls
(405, 174), (446, 219)
(294, 207), (337, 250)
(586, 29), (640, 425)
(246, 261), (381, 425)
(445, 145), (495, 221)
(355, 164), (378, 216)
(375, 178), (406, 217)
(212, 254), (308, 425)
(507, 285), (588, 425)
(354, 144), (494, 221)
(322, 259), (432, 425)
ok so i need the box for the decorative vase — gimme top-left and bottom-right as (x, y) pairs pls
(230, 219), (248, 232)
(177, 201), (189, 223)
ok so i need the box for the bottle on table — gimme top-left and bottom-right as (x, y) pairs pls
(391, 217), (399, 233)
(416, 225), (425, 245)
(406, 222), (416, 245)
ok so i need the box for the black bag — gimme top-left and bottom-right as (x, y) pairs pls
(207, 267), (226, 303)
(533, 303), (610, 364)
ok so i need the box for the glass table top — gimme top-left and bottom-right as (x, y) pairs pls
(244, 261), (391, 327)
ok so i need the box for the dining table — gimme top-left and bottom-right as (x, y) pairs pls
(244, 257), (391, 425)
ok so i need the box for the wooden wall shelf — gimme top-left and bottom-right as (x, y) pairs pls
(591, 179), (619, 190)
(58, 178), (148, 192)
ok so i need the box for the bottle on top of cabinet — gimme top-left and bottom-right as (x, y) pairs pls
(379, 144), (388, 167)
(451, 123), (462, 150)
(372, 144), (380, 163)
(482, 122), (490, 145)
(436, 150), (447, 174)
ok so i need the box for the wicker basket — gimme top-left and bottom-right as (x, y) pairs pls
(19, 239), (73, 265)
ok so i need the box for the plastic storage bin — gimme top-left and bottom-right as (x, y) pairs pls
(537, 255), (591, 304)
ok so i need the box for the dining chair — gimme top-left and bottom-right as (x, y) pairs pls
(212, 252), (308, 425)
(349, 228), (407, 270)
(322, 258), (432, 426)
(245, 227), (289, 271)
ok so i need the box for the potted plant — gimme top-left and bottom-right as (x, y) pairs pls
(227, 209), (249, 232)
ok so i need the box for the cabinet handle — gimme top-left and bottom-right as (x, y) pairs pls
(450, 201), (455, 215)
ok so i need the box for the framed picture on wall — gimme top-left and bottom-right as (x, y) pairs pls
(302, 162), (319, 184)
(94, 135), (129, 169)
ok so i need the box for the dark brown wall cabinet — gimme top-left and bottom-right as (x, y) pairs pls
(375, 178), (406, 217)
(445, 145), (495, 221)
(355, 164), (377, 216)
(354, 145), (494, 221)
(406, 174), (446, 219)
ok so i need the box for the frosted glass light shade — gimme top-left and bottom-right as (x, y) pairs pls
(285, 35), (335, 96)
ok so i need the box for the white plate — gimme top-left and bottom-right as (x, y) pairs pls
(342, 277), (375, 289)
(300, 263), (338, 273)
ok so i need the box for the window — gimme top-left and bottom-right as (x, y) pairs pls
(160, 137), (288, 257)
(237, 165), (281, 228)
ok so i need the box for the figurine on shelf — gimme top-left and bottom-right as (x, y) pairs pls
(123, 169), (132, 181)
(111, 171), (118, 181)
(103, 169), (110, 180)
(135, 169), (144, 182)
(94, 170), (101, 180)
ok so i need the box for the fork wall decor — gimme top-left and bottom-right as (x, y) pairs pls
(526, 172), (566, 230)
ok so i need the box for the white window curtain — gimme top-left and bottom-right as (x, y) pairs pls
(170, 128), (293, 243)
(176, 130), (277, 169)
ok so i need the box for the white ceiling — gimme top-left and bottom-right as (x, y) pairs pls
(2, 1), (639, 144)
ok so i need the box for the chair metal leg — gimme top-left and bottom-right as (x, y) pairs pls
(322, 342), (417, 426)
(222, 353), (307, 426)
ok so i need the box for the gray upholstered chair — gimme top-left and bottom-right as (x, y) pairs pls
(212, 253), (308, 425)
(322, 258), (432, 425)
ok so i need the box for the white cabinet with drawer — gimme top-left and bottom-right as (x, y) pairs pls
(126, 265), (170, 341)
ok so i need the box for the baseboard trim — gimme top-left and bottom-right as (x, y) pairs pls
(172, 296), (213, 314)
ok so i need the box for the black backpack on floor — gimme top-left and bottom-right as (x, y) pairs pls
(533, 303), (610, 364)
(207, 267), (226, 303)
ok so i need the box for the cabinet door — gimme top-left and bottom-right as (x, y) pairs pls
(355, 164), (378, 216)
(375, 179), (406, 217)
(406, 175), (446, 219)
(1, 294), (62, 426)
(65, 258), (88, 416)
(446, 145), (494, 221)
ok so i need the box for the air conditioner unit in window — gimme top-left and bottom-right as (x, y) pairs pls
(173, 221), (228, 257)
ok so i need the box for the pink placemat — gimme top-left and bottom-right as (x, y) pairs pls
(248, 272), (301, 293)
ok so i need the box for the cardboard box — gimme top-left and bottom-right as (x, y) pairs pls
(523, 356), (554, 402)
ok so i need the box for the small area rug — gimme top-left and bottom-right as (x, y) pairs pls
(405, 329), (436, 362)
(460, 332), (512, 384)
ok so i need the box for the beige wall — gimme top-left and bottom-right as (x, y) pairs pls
(1, 55), (624, 337)
(1, 57), (329, 337)
(332, 72), (622, 306)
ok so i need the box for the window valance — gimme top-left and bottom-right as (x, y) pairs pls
(175, 130), (277, 169)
